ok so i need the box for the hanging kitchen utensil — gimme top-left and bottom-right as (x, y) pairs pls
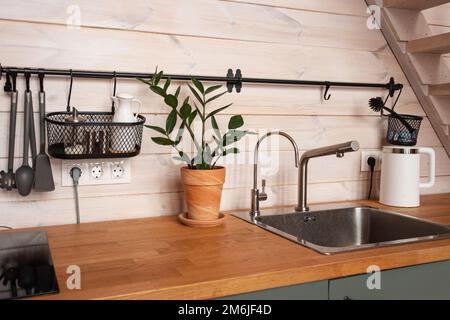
(34, 71), (55, 192)
(15, 72), (34, 196)
(29, 86), (37, 169)
(0, 72), (18, 191)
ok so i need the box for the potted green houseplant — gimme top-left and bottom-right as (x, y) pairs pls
(139, 69), (254, 224)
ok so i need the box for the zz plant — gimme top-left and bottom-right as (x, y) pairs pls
(138, 69), (254, 170)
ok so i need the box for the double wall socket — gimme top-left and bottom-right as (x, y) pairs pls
(360, 150), (382, 172)
(62, 159), (131, 187)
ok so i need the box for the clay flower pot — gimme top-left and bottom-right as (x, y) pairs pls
(180, 166), (225, 220)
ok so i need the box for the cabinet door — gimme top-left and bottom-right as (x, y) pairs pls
(218, 280), (328, 300)
(329, 260), (450, 300)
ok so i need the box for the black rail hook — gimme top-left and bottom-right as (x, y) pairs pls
(38, 69), (44, 93)
(67, 69), (73, 112)
(111, 71), (117, 113)
(323, 81), (331, 100)
(24, 70), (31, 92)
(226, 68), (242, 93)
(3, 71), (11, 92)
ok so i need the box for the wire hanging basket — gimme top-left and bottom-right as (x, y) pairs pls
(45, 72), (146, 159)
(45, 112), (145, 159)
(386, 113), (423, 146)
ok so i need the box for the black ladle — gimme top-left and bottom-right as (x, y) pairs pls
(0, 72), (18, 190)
(15, 73), (35, 196)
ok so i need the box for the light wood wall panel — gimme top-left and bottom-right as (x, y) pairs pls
(0, 0), (448, 227)
(0, 0), (385, 51)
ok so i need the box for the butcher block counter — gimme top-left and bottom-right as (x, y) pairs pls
(12, 194), (450, 299)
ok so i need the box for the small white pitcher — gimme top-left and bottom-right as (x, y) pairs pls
(111, 93), (141, 123)
(110, 93), (142, 153)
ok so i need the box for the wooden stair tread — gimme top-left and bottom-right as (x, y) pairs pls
(384, 0), (450, 10)
(407, 32), (450, 53)
(429, 83), (450, 96)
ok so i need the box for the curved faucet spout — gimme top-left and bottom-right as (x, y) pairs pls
(296, 140), (360, 212)
(253, 131), (299, 189)
(251, 131), (299, 218)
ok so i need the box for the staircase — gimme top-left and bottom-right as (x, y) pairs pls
(368, 0), (450, 156)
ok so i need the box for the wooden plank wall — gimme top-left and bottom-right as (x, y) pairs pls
(0, 0), (448, 227)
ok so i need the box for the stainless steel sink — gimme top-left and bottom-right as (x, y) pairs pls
(233, 206), (450, 255)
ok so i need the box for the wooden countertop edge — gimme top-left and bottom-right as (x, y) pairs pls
(98, 241), (450, 300)
(22, 194), (450, 300)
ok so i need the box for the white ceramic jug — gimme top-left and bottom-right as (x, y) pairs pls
(111, 93), (141, 123)
(380, 146), (435, 207)
(110, 93), (142, 153)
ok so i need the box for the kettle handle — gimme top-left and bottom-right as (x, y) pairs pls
(131, 98), (142, 120)
(419, 147), (435, 189)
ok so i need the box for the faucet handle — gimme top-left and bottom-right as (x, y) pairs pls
(259, 179), (268, 201)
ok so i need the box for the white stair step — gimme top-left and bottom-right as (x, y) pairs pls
(429, 83), (450, 95)
(384, 0), (450, 10)
(407, 32), (450, 53)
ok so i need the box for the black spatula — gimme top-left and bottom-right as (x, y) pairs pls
(34, 72), (54, 192)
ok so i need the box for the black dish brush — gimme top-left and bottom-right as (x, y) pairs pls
(369, 97), (414, 133)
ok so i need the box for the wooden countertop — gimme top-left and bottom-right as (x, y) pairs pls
(16, 194), (450, 299)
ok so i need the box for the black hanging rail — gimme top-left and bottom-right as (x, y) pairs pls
(0, 64), (403, 97)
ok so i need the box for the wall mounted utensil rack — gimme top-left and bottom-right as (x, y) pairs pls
(1, 64), (404, 160)
(0, 64), (403, 99)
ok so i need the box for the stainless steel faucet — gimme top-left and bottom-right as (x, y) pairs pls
(295, 140), (360, 212)
(250, 131), (299, 218)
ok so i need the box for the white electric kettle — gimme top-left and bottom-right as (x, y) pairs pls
(380, 146), (435, 207)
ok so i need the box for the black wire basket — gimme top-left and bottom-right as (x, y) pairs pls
(45, 111), (145, 159)
(386, 113), (423, 146)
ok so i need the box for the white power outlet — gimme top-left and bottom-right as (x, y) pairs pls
(111, 164), (124, 179)
(90, 164), (103, 179)
(62, 159), (131, 186)
(361, 150), (382, 172)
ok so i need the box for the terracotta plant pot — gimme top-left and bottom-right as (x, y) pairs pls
(180, 166), (226, 220)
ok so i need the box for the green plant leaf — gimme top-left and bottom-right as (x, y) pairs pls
(175, 122), (185, 145)
(205, 90), (227, 104)
(144, 125), (166, 135)
(193, 102), (205, 121)
(222, 147), (239, 156)
(173, 151), (191, 164)
(154, 70), (163, 86)
(187, 109), (198, 125)
(222, 130), (250, 147)
(206, 103), (232, 119)
(164, 94), (178, 108)
(150, 85), (166, 97)
(166, 109), (177, 134)
(188, 84), (204, 105)
(180, 101), (192, 120)
(195, 163), (211, 170)
(151, 137), (174, 146)
(192, 78), (204, 94)
(228, 115), (244, 130)
(163, 78), (171, 92)
(211, 115), (222, 144)
(137, 77), (151, 86)
(174, 86), (181, 98)
(205, 84), (222, 95)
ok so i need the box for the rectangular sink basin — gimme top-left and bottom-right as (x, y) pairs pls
(233, 206), (450, 255)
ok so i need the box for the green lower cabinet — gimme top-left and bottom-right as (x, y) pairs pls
(219, 260), (450, 300)
(218, 280), (328, 300)
(329, 260), (450, 300)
